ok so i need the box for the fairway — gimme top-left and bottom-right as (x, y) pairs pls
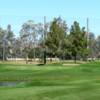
(0, 62), (100, 100)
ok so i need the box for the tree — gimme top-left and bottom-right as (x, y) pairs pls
(11, 38), (22, 58)
(96, 35), (100, 58)
(60, 35), (73, 60)
(6, 24), (14, 58)
(46, 17), (67, 59)
(70, 21), (87, 62)
(20, 20), (38, 63)
(0, 25), (14, 61)
(0, 27), (7, 60)
(88, 32), (97, 59)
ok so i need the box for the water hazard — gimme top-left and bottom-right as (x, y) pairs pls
(0, 82), (21, 87)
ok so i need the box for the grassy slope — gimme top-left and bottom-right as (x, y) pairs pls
(0, 62), (100, 100)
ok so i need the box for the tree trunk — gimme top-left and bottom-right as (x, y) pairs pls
(26, 55), (28, 64)
(74, 54), (77, 63)
(34, 48), (36, 61)
(43, 50), (46, 64)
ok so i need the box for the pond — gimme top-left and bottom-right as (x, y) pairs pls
(0, 82), (22, 87)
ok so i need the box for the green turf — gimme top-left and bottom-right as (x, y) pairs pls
(0, 61), (100, 100)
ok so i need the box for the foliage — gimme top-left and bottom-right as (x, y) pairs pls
(70, 21), (87, 62)
(0, 17), (100, 62)
(46, 17), (67, 57)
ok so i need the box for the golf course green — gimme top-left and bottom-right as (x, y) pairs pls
(0, 61), (100, 100)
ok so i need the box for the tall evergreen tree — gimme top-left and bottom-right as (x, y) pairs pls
(70, 21), (87, 62)
(46, 17), (67, 58)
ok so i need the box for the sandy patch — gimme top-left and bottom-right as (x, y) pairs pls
(63, 63), (80, 66)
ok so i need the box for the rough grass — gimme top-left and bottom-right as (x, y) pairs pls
(0, 61), (100, 100)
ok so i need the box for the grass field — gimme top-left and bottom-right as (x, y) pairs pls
(0, 61), (100, 100)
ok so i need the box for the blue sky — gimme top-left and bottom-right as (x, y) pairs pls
(0, 0), (100, 37)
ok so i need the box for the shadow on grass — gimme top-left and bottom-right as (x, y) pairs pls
(37, 63), (45, 66)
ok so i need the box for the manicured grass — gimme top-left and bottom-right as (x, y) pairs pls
(0, 61), (100, 100)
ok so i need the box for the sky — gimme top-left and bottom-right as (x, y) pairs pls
(0, 0), (100, 37)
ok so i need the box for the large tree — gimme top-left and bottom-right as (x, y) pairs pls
(6, 24), (14, 58)
(0, 25), (14, 61)
(20, 20), (38, 63)
(70, 21), (87, 62)
(0, 28), (6, 60)
(46, 17), (67, 58)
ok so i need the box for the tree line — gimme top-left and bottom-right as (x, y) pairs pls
(0, 17), (100, 63)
